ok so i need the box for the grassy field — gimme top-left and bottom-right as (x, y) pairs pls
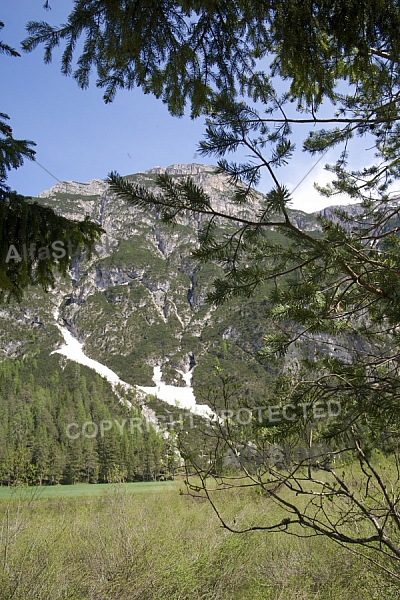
(0, 480), (177, 501)
(0, 481), (398, 600)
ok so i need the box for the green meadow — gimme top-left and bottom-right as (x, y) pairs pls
(0, 481), (177, 501)
(0, 481), (397, 600)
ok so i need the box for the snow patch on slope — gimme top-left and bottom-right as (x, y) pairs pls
(138, 366), (215, 419)
(51, 308), (216, 422)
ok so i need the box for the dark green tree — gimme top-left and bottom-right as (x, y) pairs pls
(0, 21), (36, 192)
(97, 427), (121, 483)
(21, 1), (400, 117)
(31, 424), (50, 485)
(0, 20), (103, 301)
(47, 440), (64, 485)
(82, 437), (99, 483)
(64, 437), (83, 485)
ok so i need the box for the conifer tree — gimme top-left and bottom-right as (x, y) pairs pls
(0, 21), (103, 301)
(64, 437), (83, 485)
(82, 438), (99, 484)
(0, 22), (35, 192)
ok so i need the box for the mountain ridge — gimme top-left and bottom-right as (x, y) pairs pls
(37, 162), (358, 219)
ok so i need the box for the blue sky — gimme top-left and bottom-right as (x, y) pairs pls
(2, 1), (375, 212)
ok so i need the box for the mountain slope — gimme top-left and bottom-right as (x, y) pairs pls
(0, 163), (340, 408)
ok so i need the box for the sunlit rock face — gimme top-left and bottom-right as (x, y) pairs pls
(0, 164), (366, 414)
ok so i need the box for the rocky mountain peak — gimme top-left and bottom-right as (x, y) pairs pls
(145, 163), (216, 176)
(38, 179), (108, 198)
